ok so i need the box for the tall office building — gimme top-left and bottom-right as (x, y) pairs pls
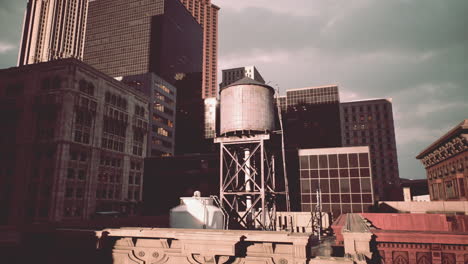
(122, 73), (177, 157)
(18, 0), (88, 66)
(0, 59), (148, 224)
(84, 0), (205, 155)
(84, 0), (203, 81)
(340, 99), (400, 200)
(220, 66), (266, 89)
(284, 85), (342, 149)
(180, 0), (219, 98)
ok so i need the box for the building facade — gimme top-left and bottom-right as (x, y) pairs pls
(18, 0), (88, 66)
(284, 85), (342, 149)
(180, 0), (219, 98)
(0, 59), (148, 224)
(340, 99), (400, 201)
(416, 119), (468, 201)
(84, 0), (203, 81)
(298, 147), (374, 216)
(203, 97), (218, 139)
(219, 66), (265, 89)
(122, 73), (177, 157)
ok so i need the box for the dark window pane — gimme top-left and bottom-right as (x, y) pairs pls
(300, 170), (309, 179)
(338, 154), (348, 168)
(311, 195), (317, 203)
(330, 179), (339, 193)
(301, 180), (310, 193)
(360, 168), (370, 177)
(349, 154), (358, 167)
(359, 153), (369, 167)
(342, 203), (351, 213)
(340, 179), (350, 193)
(319, 155), (328, 168)
(351, 179), (360, 193)
(311, 180), (319, 192)
(310, 170), (319, 178)
(302, 195), (311, 203)
(322, 204), (331, 212)
(361, 178), (372, 192)
(321, 194), (330, 203)
(319, 170), (329, 179)
(330, 169), (338, 178)
(320, 179), (330, 193)
(329, 155), (338, 168)
(352, 194), (361, 203)
(341, 194), (350, 203)
(362, 194), (373, 203)
(300, 156), (309, 169)
(331, 203), (341, 216)
(352, 204), (362, 213)
(339, 169), (349, 178)
(302, 204), (311, 212)
(309, 155), (318, 169)
(350, 169), (359, 178)
(331, 194), (340, 203)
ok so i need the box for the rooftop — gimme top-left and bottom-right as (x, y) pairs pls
(416, 119), (468, 159)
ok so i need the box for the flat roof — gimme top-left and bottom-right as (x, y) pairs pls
(286, 84), (338, 92)
(341, 98), (392, 104)
(299, 146), (370, 156)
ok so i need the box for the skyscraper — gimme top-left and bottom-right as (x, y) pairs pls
(84, 0), (202, 81)
(220, 66), (266, 89)
(340, 99), (401, 200)
(284, 85), (343, 149)
(84, 0), (205, 155)
(18, 0), (88, 66)
(180, 0), (220, 98)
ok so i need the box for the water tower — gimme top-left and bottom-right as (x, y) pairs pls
(215, 77), (288, 230)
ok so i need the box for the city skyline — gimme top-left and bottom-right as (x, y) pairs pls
(0, 0), (467, 180)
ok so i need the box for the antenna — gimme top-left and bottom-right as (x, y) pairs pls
(275, 84), (291, 212)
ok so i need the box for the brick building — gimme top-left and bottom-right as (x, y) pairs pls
(0, 59), (148, 224)
(417, 119), (468, 201)
(340, 99), (400, 200)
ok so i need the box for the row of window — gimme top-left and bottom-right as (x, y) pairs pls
(427, 158), (468, 180)
(300, 168), (371, 179)
(301, 178), (372, 193)
(299, 153), (370, 170)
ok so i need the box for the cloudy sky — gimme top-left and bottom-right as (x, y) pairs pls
(1, 0), (467, 180)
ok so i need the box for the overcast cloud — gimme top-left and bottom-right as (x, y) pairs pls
(0, 0), (467, 180)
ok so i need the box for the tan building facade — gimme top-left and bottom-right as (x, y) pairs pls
(417, 119), (468, 201)
(180, 0), (220, 98)
(0, 59), (148, 224)
(18, 0), (88, 66)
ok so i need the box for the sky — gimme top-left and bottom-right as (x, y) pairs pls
(1, 0), (467, 180)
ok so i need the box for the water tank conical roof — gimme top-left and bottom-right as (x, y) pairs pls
(221, 77), (274, 92)
(219, 77), (276, 135)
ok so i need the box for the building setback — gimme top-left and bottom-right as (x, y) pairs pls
(416, 119), (468, 201)
(340, 99), (400, 201)
(122, 73), (177, 157)
(18, 0), (88, 66)
(299, 147), (374, 215)
(180, 0), (219, 99)
(0, 59), (148, 224)
(219, 66), (265, 89)
(84, 0), (202, 81)
(84, 0), (204, 155)
(284, 85), (342, 149)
